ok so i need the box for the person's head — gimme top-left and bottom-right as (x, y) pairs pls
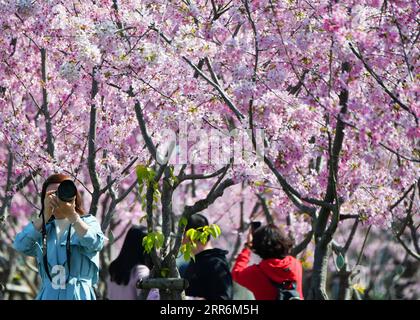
(40, 173), (85, 220)
(109, 225), (151, 286)
(183, 214), (212, 251)
(252, 224), (293, 260)
(185, 213), (209, 232)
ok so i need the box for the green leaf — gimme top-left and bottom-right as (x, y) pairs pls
(186, 228), (197, 241)
(155, 232), (164, 248)
(208, 228), (216, 238)
(179, 217), (188, 228)
(336, 253), (345, 270)
(169, 166), (176, 180)
(136, 165), (149, 184)
(142, 237), (150, 253)
(208, 224), (222, 239)
(148, 168), (156, 181)
(200, 232), (208, 245)
(12, 274), (22, 282)
(136, 165), (156, 185)
(153, 182), (159, 191)
(214, 225), (221, 236)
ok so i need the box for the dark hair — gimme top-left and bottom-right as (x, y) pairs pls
(109, 225), (151, 286)
(40, 173), (85, 219)
(39, 174), (85, 283)
(186, 213), (209, 230)
(185, 213), (210, 242)
(252, 224), (293, 259)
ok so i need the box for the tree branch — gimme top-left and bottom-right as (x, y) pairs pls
(134, 100), (157, 160)
(171, 178), (235, 258)
(88, 67), (101, 216)
(40, 48), (55, 157)
(256, 193), (274, 224)
(349, 42), (418, 124)
(291, 230), (314, 256)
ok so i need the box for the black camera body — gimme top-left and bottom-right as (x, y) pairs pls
(250, 221), (262, 232)
(56, 180), (77, 202)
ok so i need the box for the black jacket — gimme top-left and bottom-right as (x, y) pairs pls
(184, 248), (233, 300)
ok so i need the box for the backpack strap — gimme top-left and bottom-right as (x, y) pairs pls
(257, 264), (301, 300)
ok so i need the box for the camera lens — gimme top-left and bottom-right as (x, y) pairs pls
(57, 180), (77, 202)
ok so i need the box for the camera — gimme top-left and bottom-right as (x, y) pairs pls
(250, 221), (262, 232)
(56, 180), (77, 202)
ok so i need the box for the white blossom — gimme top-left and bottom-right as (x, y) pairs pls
(76, 34), (101, 65)
(59, 61), (80, 83)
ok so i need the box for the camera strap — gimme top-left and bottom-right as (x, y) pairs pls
(41, 210), (52, 282)
(66, 224), (71, 276)
(41, 216), (72, 284)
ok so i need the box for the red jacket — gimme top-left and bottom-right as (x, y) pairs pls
(232, 248), (304, 300)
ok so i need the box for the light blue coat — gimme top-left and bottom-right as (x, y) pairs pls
(13, 215), (105, 300)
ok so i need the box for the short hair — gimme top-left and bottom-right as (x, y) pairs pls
(252, 224), (293, 259)
(185, 213), (209, 230)
(185, 214), (210, 241)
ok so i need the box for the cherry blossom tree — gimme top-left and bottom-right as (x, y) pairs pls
(0, 0), (418, 299)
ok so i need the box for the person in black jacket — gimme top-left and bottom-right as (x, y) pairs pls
(182, 214), (233, 300)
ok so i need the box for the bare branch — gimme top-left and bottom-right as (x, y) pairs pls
(87, 67), (101, 216)
(256, 193), (274, 224)
(380, 143), (420, 163)
(171, 178), (235, 258)
(349, 42), (418, 124)
(134, 101), (157, 160)
(291, 230), (314, 256)
(100, 156), (138, 194)
(40, 48), (55, 158)
(176, 165), (228, 186)
(394, 234), (420, 260)
(182, 56), (245, 120)
(344, 217), (359, 253)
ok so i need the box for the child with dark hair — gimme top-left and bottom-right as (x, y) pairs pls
(182, 214), (233, 300)
(232, 223), (303, 300)
(107, 225), (158, 300)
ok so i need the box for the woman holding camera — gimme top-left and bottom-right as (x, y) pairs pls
(232, 223), (304, 300)
(13, 174), (105, 300)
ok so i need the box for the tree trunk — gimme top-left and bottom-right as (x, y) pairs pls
(308, 241), (331, 300)
(337, 265), (352, 300)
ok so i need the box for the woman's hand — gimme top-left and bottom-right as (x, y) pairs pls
(57, 198), (78, 222)
(33, 191), (58, 231)
(43, 191), (59, 221)
(56, 198), (89, 236)
(245, 228), (253, 249)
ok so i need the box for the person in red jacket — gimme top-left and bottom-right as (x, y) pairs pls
(232, 223), (304, 300)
